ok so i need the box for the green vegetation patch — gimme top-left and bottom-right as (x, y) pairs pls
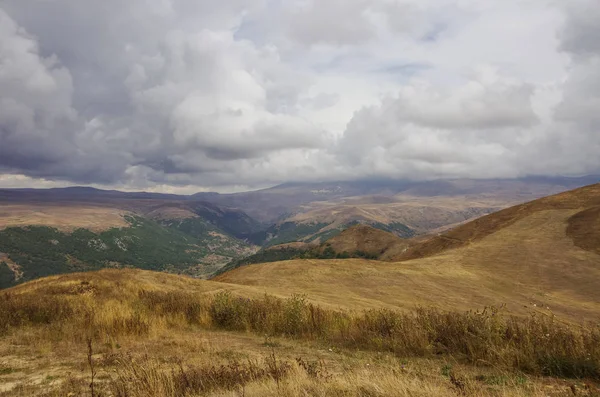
(371, 222), (415, 238)
(0, 261), (16, 289)
(0, 215), (254, 288)
(189, 203), (264, 240)
(264, 222), (330, 247)
(216, 246), (310, 275)
(158, 217), (252, 259)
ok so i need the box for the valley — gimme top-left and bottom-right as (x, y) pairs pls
(1, 176), (597, 288)
(2, 1), (599, 395)
(1, 182), (600, 396)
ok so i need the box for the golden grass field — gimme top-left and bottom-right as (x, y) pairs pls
(1, 184), (599, 396)
(2, 269), (599, 396)
(217, 209), (600, 321)
(316, 225), (410, 258)
(0, 205), (129, 232)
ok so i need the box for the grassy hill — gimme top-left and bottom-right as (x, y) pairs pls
(2, 183), (600, 395)
(392, 183), (600, 261)
(215, 183), (600, 322)
(0, 201), (260, 288)
(254, 219), (415, 248)
(217, 224), (414, 275)
(0, 178), (598, 288)
(1, 268), (600, 396)
(316, 224), (409, 258)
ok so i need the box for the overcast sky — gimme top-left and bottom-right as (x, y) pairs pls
(0, 0), (598, 193)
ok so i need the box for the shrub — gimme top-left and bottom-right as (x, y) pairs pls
(110, 354), (292, 397)
(0, 292), (73, 334)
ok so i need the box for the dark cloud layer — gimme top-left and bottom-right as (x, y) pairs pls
(0, 0), (599, 191)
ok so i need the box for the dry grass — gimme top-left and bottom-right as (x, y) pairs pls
(0, 204), (128, 232)
(110, 351), (292, 397)
(1, 274), (600, 396)
(319, 224), (409, 258)
(395, 183), (600, 261)
(287, 194), (513, 233)
(217, 208), (600, 321)
(0, 271), (600, 397)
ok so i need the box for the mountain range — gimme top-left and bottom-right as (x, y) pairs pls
(0, 175), (598, 288)
(1, 180), (600, 396)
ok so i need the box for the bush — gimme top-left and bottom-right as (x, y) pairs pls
(111, 353), (292, 397)
(0, 292), (73, 334)
(138, 290), (203, 325)
(3, 285), (599, 380)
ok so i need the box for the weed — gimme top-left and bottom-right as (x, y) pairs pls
(110, 353), (292, 397)
(442, 364), (453, 377)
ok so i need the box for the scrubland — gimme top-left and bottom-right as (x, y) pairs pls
(1, 270), (599, 396)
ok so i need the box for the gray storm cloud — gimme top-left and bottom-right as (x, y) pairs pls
(0, 0), (599, 190)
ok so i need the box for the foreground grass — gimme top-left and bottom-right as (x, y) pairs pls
(1, 275), (599, 396)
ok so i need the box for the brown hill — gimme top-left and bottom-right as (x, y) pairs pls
(318, 224), (409, 258)
(567, 205), (600, 255)
(0, 204), (129, 232)
(392, 183), (600, 261)
(216, 183), (600, 322)
(3, 268), (598, 396)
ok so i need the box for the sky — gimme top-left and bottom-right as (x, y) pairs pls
(0, 0), (599, 193)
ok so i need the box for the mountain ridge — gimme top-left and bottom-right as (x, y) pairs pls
(1, 177), (599, 288)
(215, 182), (600, 321)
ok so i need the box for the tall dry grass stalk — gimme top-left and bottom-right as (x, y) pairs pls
(2, 285), (599, 381)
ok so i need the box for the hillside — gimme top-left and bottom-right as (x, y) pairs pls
(317, 224), (409, 258)
(2, 183), (600, 395)
(2, 269), (599, 396)
(0, 215), (257, 289)
(250, 177), (600, 245)
(216, 183), (600, 322)
(217, 225), (412, 275)
(193, 176), (600, 222)
(0, 199), (260, 288)
(392, 183), (600, 261)
(285, 195), (504, 235)
(0, 177), (597, 287)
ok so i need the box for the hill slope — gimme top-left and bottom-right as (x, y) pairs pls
(316, 224), (409, 258)
(392, 183), (600, 261)
(217, 224), (414, 275)
(3, 268), (599, 396)
(215, 183), (600, 321)
(0, 199), (261, 288)
(1, 177), (598, 287)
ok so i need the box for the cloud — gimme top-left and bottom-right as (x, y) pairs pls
(0, 9), (80, 175)
(0, 0), (599, 191)
(284, 0), (376, 46)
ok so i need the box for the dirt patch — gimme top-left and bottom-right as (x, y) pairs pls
(0, 253), (23, 281)
(567, 206), (600, 255)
